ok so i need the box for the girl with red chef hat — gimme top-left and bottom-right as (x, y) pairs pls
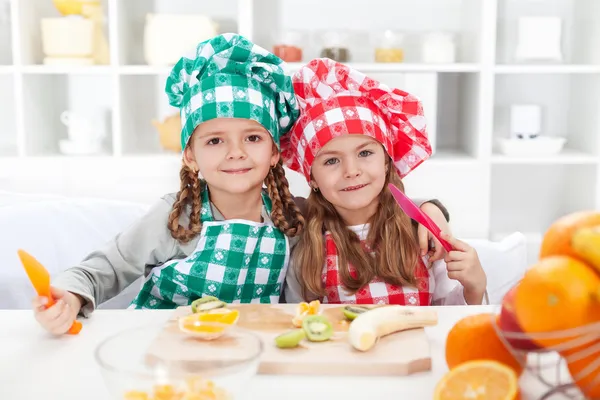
(282, 58), (488, 306)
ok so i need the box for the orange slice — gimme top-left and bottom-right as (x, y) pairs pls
(178, 309), (239, 339)
(434, 360), (519, 400)
(292, 300), (320, 327)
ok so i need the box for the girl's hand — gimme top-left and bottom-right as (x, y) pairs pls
(32, 287), (83, 335)
(441, 232), (488, 305)
(418, 202), (451, 262)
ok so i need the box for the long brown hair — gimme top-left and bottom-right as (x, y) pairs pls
(293, 162), (420, 300)
(168, 159), (305, 243)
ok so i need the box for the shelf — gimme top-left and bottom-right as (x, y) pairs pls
(490, 164), (598, 237)
(0, 0), (12, 65)
(495, 64), (600, 74)
(434, 72), (481, 158)
(0, 74), (17, 156)
(116, 0), (238, 66)
(287, 63), (481, 73)
(118, 65), (172, 75)
(254, 0), (483, 64)
(21, 74), (114, 156)
(119, 74), (175, 155)
(492, 149), (599, 165)
(19, 65), (114, 75)
(496, 0), (600, 65)
(493, 74), (600, 158)
(15, 0), (111, 65)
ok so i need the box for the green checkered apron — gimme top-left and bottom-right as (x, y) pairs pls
(130, 189), (289, 309)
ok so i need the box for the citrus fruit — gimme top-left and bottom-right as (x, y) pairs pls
(292, 300), (320, 327)
(540, 211), (600, 261)
(434, 360), (519, 400)
(178, 309), (239, 339)
(566, 339), (600, 399)
(446, 313), (526, 375)
(514, 255), (600, 351)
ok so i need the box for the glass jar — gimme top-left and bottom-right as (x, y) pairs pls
(319, 30), (350, 62)
(374, 30), (404, 63)
(421, 32), (456, 63)
(272, 30), (305, 63)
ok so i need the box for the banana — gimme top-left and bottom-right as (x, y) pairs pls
(572, 226), (600, 274)
(348, 306), (438, 352)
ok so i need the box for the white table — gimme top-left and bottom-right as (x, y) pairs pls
(0, 306), (566, 400)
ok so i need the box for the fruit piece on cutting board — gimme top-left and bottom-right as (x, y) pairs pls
(292, 300), (320, 327)
(274, 329), (306, 349)
(302, 315), (334, 342)
(342, 305), (371, 321)
(178, 308), (239, 339)
(434, 360), (519, 400)
(446, 313), (526, 375)
(191, 296), (226, 313)
(571, 225), (600, 275)
(348, 306), (437, 352)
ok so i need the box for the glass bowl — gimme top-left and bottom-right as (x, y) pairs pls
(95, 322), (263, 400)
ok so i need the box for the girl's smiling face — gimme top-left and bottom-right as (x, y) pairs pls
(184, 118), (279, 195)
(310, 135), (388, 225)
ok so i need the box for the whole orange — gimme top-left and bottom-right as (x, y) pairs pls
(445, 313), (526, 375)
(566, 339), (600, 399)
(514, 256), (600, 351)
(540, 211), (600, 261)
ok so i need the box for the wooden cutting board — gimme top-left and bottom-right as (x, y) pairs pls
(145, 304), (434, 377)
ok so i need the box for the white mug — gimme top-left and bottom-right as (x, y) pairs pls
(60, 111), (104, 148)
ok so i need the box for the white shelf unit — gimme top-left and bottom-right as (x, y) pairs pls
(0, 0), (599, 258)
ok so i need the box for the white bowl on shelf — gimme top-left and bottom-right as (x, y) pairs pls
(496, 136), (567, 157)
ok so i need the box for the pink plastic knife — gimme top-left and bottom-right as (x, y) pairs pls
(388, 183), (453, 252)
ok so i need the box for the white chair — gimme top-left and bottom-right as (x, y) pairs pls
(0, 193), (528, 309)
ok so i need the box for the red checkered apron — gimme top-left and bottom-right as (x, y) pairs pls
(321, 232), (432, 305)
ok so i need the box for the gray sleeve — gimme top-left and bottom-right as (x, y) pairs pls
(283, 237), (320, 303)
(283, 259), (306, 303)
(52, 196), (179, 316)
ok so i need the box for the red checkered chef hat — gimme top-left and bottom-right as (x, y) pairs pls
(281, 58), (432, 181)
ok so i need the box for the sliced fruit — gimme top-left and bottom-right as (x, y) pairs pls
(302, 315), (333, 342)
(124, 391), (150, 400)
(191, 296), (226, 313)
(124, 377), (232, 400)
(178, 309), (239, 339)
(348, 306), (437, 352)
(274, 329), (306, 349)
(342, 305), (370, 321)
(434, 360), (519, 400)
(292, 300), (320, 328)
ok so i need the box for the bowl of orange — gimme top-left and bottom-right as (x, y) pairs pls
(95, 310), (263, 400)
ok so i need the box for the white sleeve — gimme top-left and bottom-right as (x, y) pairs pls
(430, 259), (467, 306)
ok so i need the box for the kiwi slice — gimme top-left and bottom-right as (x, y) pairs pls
(342, 305), (370, 321)
(274, 329), (306, 349)
(191, 296), (226, 313)
(302, 315), (334, 342)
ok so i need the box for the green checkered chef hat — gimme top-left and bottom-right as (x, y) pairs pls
(165, 33), (300, 150)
